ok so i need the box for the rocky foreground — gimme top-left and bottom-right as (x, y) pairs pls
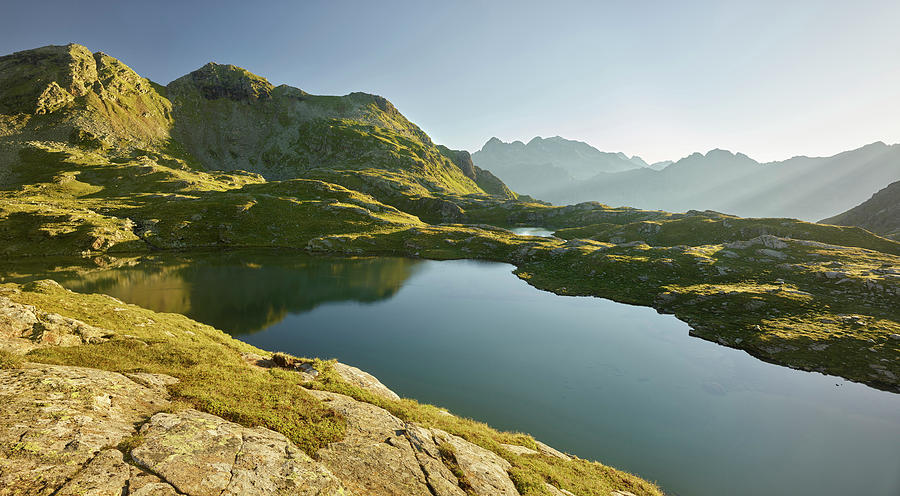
(2, 362), (577, 496)
(0, 281), (658, 496)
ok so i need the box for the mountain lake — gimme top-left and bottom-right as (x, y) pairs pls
(14, 250), (900, 496)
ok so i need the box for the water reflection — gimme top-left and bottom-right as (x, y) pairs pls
(1, 251), (422, 334)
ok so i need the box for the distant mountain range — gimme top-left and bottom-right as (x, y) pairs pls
(473, 138), (900, 222)
(821, 180), (900, 240)
(471, 137), (671, 198)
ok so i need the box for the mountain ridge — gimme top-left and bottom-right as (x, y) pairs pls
(474, 135), (900, 221)
(1, 44), (506, 202)
(473, 135), (649, 180)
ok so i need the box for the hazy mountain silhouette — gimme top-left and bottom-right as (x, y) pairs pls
(475, 138), (900, 221)
(471, 136), (656, 195)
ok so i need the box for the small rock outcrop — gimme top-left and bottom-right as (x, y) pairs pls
(432, 428), (520, 496)
(0, 361), (347, 496)
(501, 443), (539, 456)
(535, 440), (572, 460)
(0, 293), (114, 353)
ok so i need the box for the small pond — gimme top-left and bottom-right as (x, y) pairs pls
(510, 227), (556, 237)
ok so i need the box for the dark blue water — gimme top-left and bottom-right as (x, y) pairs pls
(47, 253), (900, 496)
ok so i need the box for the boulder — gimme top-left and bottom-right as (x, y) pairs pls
(333, 361), (400, 400)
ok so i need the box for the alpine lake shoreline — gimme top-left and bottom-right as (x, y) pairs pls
(0, 43), (898, 495)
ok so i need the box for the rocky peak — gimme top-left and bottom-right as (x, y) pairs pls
(704, 148), (734, 158)
(0, 43), (170, 147)
(174, 62), (275, 101)
(347, 91), (395, 114)
(0, 44), (151, 115)
(0, 43), (98, 114)
(481, 136), (504, 151)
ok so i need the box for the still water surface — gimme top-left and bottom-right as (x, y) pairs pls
(510, 227), (556, 237)
(25, 252), (900, 496)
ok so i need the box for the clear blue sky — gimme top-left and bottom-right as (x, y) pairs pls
(2, 0), (898, 162)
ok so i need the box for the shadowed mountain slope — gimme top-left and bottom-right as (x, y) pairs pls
(821, 180), (900, 240)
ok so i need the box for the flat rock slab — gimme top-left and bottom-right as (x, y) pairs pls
(0, 363), (170, 495)
(56, 448), (133, 496)
(536, 440), (571, 460)
(131, 409), (345, 496)
(545, 483), (577, 496)
(309, 388), (519, 496)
